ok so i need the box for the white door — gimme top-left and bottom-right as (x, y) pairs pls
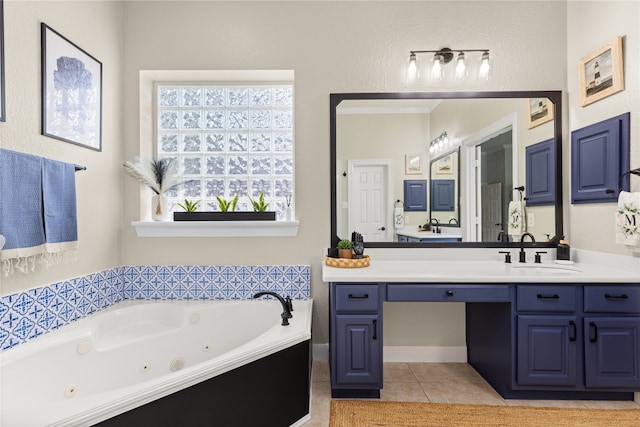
(348, 161), (393, 242)
(481, 182), (503, 242)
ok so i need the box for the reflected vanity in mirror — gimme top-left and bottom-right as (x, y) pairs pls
(330, 91), (563, 248)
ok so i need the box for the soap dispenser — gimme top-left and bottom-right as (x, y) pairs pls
(556, 236), (571, 261)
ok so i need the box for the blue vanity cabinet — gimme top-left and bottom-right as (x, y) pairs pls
(515, 285), (578, 386)
(517, 315), (579, 386)
(583, 286), (640, 389)
(330, 283), (383, 398)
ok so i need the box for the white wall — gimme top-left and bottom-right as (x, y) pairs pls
(567, 1), (640, 256)
(0, 1), (123, 295)
(121, 1), (567, 347)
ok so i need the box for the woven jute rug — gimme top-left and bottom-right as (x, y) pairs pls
(329, 400), (640, 426)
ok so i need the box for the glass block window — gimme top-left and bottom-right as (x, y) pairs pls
(156, 84), (294, 219)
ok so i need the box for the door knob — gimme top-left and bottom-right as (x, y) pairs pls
(378, 227), (386, 231)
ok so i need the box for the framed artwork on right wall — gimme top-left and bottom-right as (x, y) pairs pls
(578, 36), (624, 107)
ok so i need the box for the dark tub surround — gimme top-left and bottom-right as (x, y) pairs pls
(95, 340), (311, 427)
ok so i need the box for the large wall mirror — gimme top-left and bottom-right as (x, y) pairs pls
(330, 91), (563, 248)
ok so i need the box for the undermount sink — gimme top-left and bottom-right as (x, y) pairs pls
(510, 263), (581, 274)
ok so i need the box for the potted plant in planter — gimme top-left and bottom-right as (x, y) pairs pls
(177, 199), (200, 212)
(216, 194), (239, 212)
(337, 239), (353, 259)
(123, 157), (179, 221)
(249, 192), (269, 212)
(174, 193), (276, 221)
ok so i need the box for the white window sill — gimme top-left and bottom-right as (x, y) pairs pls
(132, 220), (300, 237)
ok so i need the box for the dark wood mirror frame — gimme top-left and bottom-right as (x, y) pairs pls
(330, 90), (563, 249)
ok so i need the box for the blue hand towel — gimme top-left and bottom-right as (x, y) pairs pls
(42, 157), (78, 249)
(1, 149), (78, 275)
(0, 149), (47, 273)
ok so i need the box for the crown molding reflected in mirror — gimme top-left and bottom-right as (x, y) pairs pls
(330, 91), (563, 249)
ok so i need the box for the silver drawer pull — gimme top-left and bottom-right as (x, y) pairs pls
(348, 293), (369, 299)
(604, 293), (629, 300)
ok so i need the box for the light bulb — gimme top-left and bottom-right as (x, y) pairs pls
(442, 133), (449, 146)
(479, 51), (491, 80)
(431, 54), (443, 80)
(455, 52), (466, 79)
(407, 53), (418, 80)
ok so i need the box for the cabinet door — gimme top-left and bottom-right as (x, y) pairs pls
(431, 179), (455, 211)
(333, 314), (381, 387)
(517, 315), (578, 386)
(525, 139), (555, 206)
(404, 180), (427, 211)
(584, 317), (640, 389)
(570, 112), (630, 204)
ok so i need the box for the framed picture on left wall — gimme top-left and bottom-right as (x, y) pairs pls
(0, 0), (6, 122)
(41, 23), (102, 151)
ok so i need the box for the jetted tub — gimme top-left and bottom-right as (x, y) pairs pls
(1, 298), (313, 427)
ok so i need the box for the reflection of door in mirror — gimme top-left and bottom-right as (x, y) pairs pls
(344, 160), (393, 242)
(478, 130), (513, 242)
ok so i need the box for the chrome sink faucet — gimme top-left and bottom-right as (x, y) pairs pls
(519, 232), (536, 263)
(253, 291), (293, 326)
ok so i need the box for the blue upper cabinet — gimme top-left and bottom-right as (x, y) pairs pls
(526, 139), (555, 206)
(571, 113), (630, 204)
(431, 180), (455, 211)
(403, 180), (427, 211)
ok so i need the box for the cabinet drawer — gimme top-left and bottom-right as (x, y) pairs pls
(387, 284), (509, 302)
(516, 286), (576, 312)
(584, 286), (640, 313)
(334, 284), (380, 313)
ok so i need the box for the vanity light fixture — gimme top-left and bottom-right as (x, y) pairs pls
(407, 48), (490, 81)
(429, 131), (449, 154)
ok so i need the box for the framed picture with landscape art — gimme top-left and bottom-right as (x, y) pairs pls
(41, 23), (102, 150)
(527, 97), (554, 129)
(405, 154), (423, 175)
(578, 36), (624, 107)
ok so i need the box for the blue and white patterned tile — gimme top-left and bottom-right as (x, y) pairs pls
(1, 263), (311, 351)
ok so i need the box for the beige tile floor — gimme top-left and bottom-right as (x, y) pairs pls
(303, 361), (640, 426)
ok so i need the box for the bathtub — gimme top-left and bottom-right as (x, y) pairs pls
(0, 298), (313, 427)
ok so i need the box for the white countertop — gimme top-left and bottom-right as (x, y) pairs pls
(396, 229), (462, 239)
(322, 258), (640, 284)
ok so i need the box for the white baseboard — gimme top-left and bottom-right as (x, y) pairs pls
(313, 343), (329, 362)
(384, 346), (467, 363)
(312, 343), (467, 363)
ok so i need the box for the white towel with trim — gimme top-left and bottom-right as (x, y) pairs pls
(508, 201), (526, 239)
(615, 191), (640, 250)
(394, 207), (404, 229)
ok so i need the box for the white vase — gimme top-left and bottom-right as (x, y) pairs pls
(151, 194), (171, 221)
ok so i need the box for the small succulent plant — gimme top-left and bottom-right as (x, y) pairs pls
(216, 194), (238, 212)
(337, 239), (353, 250)
(177, 199), (200, 212)
(249, 192), (270, 212)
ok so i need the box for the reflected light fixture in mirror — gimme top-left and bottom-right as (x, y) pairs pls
(407, 48), (490, 81)
(429, 131), (450, 155)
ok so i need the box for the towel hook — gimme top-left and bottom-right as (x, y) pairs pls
(394, 199), (404, 208)
(617, 168), (640, 193)
(512, 186), (525, 201)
